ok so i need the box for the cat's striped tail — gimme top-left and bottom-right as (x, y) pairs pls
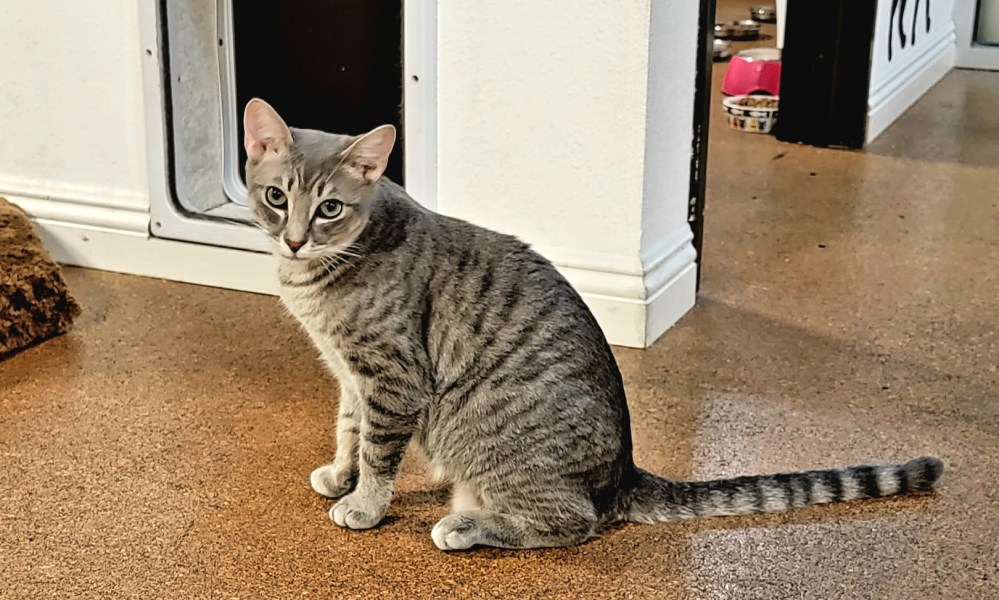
(622, 456), (943, 523)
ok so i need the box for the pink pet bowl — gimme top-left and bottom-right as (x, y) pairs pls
(721, 48), (782, 96)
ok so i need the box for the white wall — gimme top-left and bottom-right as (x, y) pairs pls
(0, 1), (148, 217)
(868, 0), (956, 141)
(436, 0), (651, 261)
(642, 0), (698, 248)
(640, 0), (700, 343)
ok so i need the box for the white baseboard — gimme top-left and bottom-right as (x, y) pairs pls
(27, 209), (695, 348)
(867, 26), (956, 143)
(644, 261), (697, 347)
(31, 219), (280, 296)
(535, 225), (697, 347)
(0, 176), (149, 233)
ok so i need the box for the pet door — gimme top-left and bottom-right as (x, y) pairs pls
(153, 0), (404, 250)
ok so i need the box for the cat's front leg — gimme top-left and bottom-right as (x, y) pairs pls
(329, 382), (418, 530)
(310, 388), (361, 499)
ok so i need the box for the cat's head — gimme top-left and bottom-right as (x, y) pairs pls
(242, 98), (396, 260)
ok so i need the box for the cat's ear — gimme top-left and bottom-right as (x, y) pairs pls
(243, 99), (293, 162)
(341, 125), (396, 183)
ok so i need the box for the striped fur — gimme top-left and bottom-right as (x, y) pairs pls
(622, 457), (943, 523)
(242, 100), (944, 551)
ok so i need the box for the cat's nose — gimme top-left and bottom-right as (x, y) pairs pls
(284, 237), (306, 253)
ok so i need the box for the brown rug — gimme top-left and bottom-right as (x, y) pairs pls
(0, 197), (80, 357)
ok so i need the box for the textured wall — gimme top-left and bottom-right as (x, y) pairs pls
(436, 0), (654, 259)
(0, 1), (147, 205)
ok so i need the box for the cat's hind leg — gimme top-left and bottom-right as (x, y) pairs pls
(430, 507), (597, 550)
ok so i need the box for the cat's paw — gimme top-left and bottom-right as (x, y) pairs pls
(431, 513), (479, 551)
(310, 464), (356, 499)
(330, 492), (387, 530)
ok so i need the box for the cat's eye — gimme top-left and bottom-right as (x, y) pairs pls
(316, 199), (344, 220)
(264, 186), (287, 209)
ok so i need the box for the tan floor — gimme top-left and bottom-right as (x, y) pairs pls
(4, 24), (999, 600)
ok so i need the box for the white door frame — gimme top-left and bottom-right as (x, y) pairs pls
(955, 0), (999, 69)
(140, 0), (438, 252)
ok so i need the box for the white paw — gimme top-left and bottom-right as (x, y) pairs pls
(330, 492), (386, 530)
(310, 464), (355, 498)
(431, 514), (478, 551)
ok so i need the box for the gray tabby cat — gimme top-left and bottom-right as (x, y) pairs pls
(242, 99), (943, 551)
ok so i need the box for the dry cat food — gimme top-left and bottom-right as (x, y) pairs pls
(734, 96), (778, 109)
(722, 95), (780, 133)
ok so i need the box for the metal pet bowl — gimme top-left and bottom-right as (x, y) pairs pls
(715, 20), (761, 41)
(750, 5), (777, 23)
(714, 22), (735, 38)
(713, 38), (732, 61)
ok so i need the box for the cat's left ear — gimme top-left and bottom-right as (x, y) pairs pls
(341, 125), (396, 183)
(243, 99), (293, 162)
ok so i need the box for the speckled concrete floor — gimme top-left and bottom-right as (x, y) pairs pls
(3, 26), (999, 600)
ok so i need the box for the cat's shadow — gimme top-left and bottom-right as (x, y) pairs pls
(393, 486), (451, 507)
(388, 484), (943, 558)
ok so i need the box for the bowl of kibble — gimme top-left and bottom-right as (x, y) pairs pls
(722, 95), (779, 134)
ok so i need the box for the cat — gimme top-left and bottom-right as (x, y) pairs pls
(242, 98), (943, 551)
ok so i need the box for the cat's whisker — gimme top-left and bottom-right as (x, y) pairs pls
(311, 253), (355, 279)
(320, 257), (340, 277)
(210, 215), (279, 240)
(333, 244), (364, 260)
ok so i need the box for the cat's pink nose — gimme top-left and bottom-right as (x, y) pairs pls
(284, 237), (306, 253)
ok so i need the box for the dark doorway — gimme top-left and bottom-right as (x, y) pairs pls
(232, 0), (405, 184)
